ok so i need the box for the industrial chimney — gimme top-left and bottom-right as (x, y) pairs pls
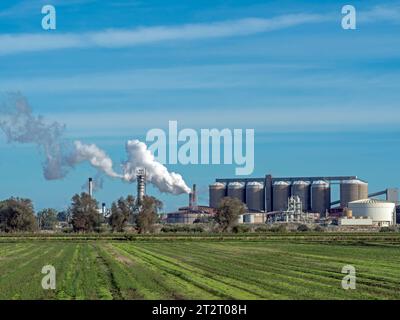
(136, 168), (146, 205)
(88, 177), (93, 198)
(192, 184), (197, 210)
(189, 192), (193, 209)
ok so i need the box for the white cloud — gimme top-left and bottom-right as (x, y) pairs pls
(46, 106), (400, 138)
(1, 3), (399, 56)
(0, 14), (324, 55)
(359, 5), (400, 23)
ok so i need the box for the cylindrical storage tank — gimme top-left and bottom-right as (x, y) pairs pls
(349, 199), (395, 226)
(246, 182), (265, 211)
(227, 182), (245, 203)
(347, 209), (353, 218)
(311, 180), (331, 215)
(340, 180), (368, 208)
(209, 182), (226, 208)
(291, 181), (311, 211)
(273, 181), (291, 211)
(358, 181), (368, 200)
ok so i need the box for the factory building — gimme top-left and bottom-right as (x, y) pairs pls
(209, 174), (399, 220)
(167, 184), (215, 224)
(239, 213), (267, 224)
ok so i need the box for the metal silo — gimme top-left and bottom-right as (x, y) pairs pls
(227, 182), (245, 203)
(246, 182), (265, 211)
(291, 181), (311, 211)
(272, 181), (291, 211)
(311, 180), (331, 215)
(340, 180), (368, 208)
(209, 182), (226, 208)
(358, 181), (368, 200)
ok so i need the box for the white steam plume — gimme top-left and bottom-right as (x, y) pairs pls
(0, 92), (69, 179)
(71, 140), (122, 178)
(123, 139), (191, 195)
(0, 93), (191, 195)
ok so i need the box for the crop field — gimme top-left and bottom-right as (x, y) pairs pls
(0, 236), (399, 300)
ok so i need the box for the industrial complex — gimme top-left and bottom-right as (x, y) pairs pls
(89, 170), (399, 230)
(208, 174), (399, 228)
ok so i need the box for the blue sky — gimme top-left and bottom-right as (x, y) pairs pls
(0, 0), (399, 212)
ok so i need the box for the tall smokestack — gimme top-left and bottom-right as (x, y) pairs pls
(88, 177), (93, 197)
(136, 168), (146, 205)
(192, 184), (197, 210)
(102, 202), (106, 215)
(189, 192), (193, 209)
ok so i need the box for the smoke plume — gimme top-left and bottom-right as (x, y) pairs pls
(123, 139), (191, 194)
(0, 92), (190, 195)
(71, 140), (122, 178)
(0, 92), (70, 179)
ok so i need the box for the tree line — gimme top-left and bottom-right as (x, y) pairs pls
(0, 193), (164, 234)
(0, 194), (246, 233)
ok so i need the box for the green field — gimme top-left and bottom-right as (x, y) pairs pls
(0, 235), (399, 300)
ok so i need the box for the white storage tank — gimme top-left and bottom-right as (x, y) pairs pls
(246, 182), (265, 211)
(227, 182), (245, 203)
(348, 199), (396, 227)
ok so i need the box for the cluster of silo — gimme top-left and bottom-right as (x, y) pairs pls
(227, 182), (246, 203)
(246, 182), (265, 211)
(340, 180), (368, 208)
(272, 181), (291, 211)
(311, 180), (331, 215)
(209, 182), (226, 208)
(291, 181), (311, 211)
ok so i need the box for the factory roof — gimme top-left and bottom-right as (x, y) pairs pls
(350, 198), (392, 204)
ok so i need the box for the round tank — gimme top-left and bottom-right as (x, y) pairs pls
(340, 180), (368, 208)
(273, 181), (291, 211)
(209, 182), (226, 208)
(291, 181), (311, 211)
(358, 181), (369, 200)
(349, 199), (395, 226)
(311, 180), (331, 215)
(227, 182), (245, 203)
(246, 182), (265, 211)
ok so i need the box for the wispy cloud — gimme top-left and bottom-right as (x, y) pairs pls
(45, 105), (400, 138)
(2, 3), (399, 56)
(2, 62), (398, 94)
(359, 4), (400, 23)
(0, 13), (324, 55)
